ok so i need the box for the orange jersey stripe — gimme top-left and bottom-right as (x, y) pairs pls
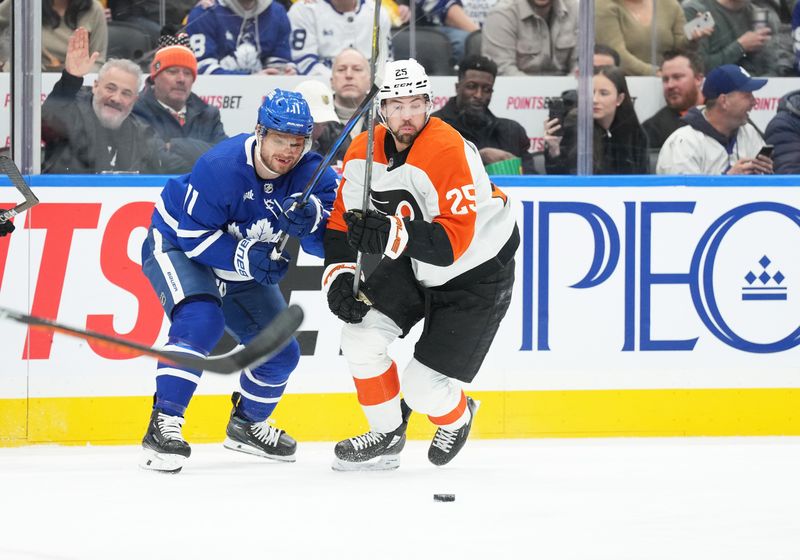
(353, 361), (400, 406)
(428, 391), (467, 426)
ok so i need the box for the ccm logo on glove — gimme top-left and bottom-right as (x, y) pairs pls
(235, 238), (290, 285)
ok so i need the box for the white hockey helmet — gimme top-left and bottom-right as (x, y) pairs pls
(378, 58), (432, 102)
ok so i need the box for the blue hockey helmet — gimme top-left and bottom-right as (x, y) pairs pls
(257, 89), (314, 137)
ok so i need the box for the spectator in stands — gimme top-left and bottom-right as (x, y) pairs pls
(42, 28), (161, 174)
(0, 0), (108, 72)
(683, 0), (783, 76)
(642, 49), (705, 149)
(657, 64), (771, 174)
(315, 48), (372, 164)
(543, 65), (648, 174)
(185, 0), (296, 75)
(595, 0), (710, 76)
(288, 0), (391, 77)
(764, 89), (800, 173)
(107, 0), (196, 46)
(482, 0), (578, 76)
(133, 37), (227, 174)
(294, 79), (340, 155)
(432, 55), (534, 173)
(594, 43), (621, 67)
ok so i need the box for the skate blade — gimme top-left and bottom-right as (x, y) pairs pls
(139, 448), (186, 474)
(331, 454), (401, 472)
(223, 437), (296, 463)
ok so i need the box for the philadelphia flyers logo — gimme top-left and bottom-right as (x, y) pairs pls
(370, 189), (423, 220)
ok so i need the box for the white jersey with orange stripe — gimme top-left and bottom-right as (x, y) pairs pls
(327, 118), (516, 288)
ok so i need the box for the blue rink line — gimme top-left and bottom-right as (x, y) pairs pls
(0, 174), (800, 188)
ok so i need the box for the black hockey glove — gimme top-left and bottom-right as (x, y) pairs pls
(0, 212), (14, 237)
(234, 239), (291, 285)
(343, 209), (408, 259)
(324, 268), (370, 324)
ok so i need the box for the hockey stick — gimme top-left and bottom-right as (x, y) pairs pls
(0, 156), (39, 223)
(270, 9), (387, 261)
(352, 0), (384, 296)
(269, 83), (380, 260)
(0, 304), (304, 374)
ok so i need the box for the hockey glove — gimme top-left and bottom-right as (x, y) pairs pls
(234, 238), (291, 285)
(0, 213), (14, 237)
(322, 263), (370, 323)
(343, 209), (409, 259)
(277, 193), (326, 238)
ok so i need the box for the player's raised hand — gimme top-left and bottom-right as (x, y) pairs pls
(65, 27), (99, 77)
(278, 194), (326, 238)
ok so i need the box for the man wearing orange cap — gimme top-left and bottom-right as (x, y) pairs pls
(133, 38), (228, 174)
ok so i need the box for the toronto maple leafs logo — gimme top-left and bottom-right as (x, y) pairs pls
(245, 218), (278, 242)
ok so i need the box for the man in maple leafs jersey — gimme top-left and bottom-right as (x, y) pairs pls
(139, 89), (338, 473)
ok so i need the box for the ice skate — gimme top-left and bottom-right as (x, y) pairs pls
(332, 400), (412, 471)
(428, 397), (480, 466)
(223, 392), (297, 462)
(140, 408), (191, 474)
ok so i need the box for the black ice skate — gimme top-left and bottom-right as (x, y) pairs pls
(332, 400), (413, 472)
(428, 397), (480, 466)
(223, 392), (297, 462)
(140, 408), (191, 474)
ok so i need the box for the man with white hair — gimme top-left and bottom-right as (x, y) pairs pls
(42, 28), (162, 174)
(323, 59), (519, 471)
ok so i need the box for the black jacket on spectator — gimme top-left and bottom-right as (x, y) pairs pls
(764, 90), (800, 174)
(642, 105), (686, 150)
(545, 109), (649, 174)
(315, 120), (354, 166)
(133, 85), (228, 174)
(42, 71), (162, 174)
(432, 97), (535, 174)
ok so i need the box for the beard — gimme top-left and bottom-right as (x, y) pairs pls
(93, 96), (129, 130)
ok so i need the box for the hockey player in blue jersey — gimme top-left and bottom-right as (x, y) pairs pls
(185, 0), (297, 75)
(139, 88), (338, 473)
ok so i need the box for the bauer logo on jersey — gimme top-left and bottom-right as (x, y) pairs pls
(370, 189), (423, 220)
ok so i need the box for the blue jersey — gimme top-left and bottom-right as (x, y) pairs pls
(186, 2), (292, 75)
(151, 133), (338, 282)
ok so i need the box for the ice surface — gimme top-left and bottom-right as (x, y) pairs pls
(1, 437), (799, 559)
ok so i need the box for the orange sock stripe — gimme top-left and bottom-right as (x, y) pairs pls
(353, 363), (400, 406)
(428, 391), (467, 426)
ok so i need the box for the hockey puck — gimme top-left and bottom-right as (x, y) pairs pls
(433, 494), (455, 502)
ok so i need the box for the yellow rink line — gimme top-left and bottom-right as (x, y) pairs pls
(2, 388), (800, 446)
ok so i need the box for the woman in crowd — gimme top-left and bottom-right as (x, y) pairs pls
(0, 0), (107, 72)
(543, 65), (649, 175)
(595, 0), (711, 76)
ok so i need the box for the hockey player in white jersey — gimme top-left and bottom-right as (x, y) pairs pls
(323, 59), (518, 470)
(288, 0), (391, 77)
(139, 89), (338, 473)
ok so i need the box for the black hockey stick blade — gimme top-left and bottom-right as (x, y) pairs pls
(0, 156), (39, 223)
(0, 304), (304, 374)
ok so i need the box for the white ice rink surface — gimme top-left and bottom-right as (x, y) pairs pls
(2, 437), (800, 560)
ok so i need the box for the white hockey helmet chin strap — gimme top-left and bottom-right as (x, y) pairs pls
(254, 125), (312, 177)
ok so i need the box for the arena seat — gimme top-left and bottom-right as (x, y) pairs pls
(392, 27), (454, 75)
